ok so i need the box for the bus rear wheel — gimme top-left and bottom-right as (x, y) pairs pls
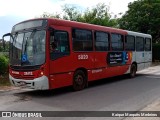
(130, 64), (137, 78)
(73, 70), (86, 91)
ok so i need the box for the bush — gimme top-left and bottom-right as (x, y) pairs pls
(0, 55), (9, 75)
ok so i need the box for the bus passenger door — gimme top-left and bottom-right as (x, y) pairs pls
(49, 26), (73, 89)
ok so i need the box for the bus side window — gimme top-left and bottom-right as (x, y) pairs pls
(111, 33), (123, 51)
(125, 35), (135, 51)
(145, 38), (151, 51)
(50, 31), (70, 60)
(72, 28), (93, 51)
(95, 31), (109, 51)
(136, 37), (144, 51)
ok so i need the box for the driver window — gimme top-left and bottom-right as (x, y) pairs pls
(50, 30), (70, 60)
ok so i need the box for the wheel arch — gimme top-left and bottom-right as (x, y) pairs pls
(74, 67), (88, 79)
(131, 61), (137, 71)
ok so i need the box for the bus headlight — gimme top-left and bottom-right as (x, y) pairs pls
(40, 71), (44, 76)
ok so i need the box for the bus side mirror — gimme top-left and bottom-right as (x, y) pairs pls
(2, 33), (13, 50)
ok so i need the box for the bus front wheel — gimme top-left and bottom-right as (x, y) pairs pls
(73, 70), (86, 91)
(130, 64), (137, 78)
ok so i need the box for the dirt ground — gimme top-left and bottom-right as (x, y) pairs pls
(0, 86), (20, 91)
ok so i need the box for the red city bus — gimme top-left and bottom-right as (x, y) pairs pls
(2, 18), (152, 91)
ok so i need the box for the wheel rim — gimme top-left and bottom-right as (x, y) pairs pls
(75, 75), (84, 86)
(131, 66), (136, 77)
(73, 70), (86, 91)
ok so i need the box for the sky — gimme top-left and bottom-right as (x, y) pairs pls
(0, 0), (136, 39)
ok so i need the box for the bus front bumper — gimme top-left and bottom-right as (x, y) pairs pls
(9, 74), (49, 90)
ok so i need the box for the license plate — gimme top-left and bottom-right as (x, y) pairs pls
(19, 81), (26, 86)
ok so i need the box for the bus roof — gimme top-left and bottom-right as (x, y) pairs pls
(126, 30), (152, 38)
(13, 18), (152, 38)
(47, 18), (127, 34)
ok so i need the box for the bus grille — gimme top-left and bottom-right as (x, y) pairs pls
(12, 74), (34, 80)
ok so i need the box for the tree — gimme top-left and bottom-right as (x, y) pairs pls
(40, 3), (118, 28)
(0, 55), (9, 75)
(0, 41), (9, 52)
(41, 12), (61, 19)
(77, 3), (118, 27)
(119, 0), (160, 43)
(62, 4), (82, 21)
(0, 46), (3, 52)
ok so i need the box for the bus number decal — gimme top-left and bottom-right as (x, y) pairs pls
(24, 72), (33, 76)
(78, 55), (88, 60)
(12, 71), (19, 75)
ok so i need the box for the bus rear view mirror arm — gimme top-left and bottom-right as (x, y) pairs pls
(2, 33), (14, 50)
(3, 33), (14, 39)
(48, 27), (54, 32)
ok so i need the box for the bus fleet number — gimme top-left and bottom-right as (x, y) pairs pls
(78, 55), (88, 60)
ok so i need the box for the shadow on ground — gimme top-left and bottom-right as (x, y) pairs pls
(13, 73), (145, 98)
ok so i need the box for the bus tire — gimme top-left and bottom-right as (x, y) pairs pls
(130, 64), (137, 78)
(73, 70), (87, 91)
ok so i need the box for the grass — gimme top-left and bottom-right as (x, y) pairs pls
(0, 74), (11, 86)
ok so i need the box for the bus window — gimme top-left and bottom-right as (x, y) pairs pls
(72, 29), (93, 51)
(50, 31), (70, 60)
(95, 31), (109, 51)
(125, 35), (135, 51)
(136, 37), (144, 51)
(145, 38), (151, 51)
(111, 34), (123, 51)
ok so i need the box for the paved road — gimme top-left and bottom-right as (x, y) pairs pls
(0, 65), (160, 120)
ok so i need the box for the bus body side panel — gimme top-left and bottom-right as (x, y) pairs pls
(88, 52), (120, 81)
(49, 53), (74, 89)
(136, 51), (145, 71)
(144, 50), (152, 68)
(72, 52), (95, 81)
(91, 52), (110, 81)
(50, 52), (95, 89)
(125, 51), (136, 74)
(90, 51), (132, 81)
(114, 51), (132, 75)
(132, 52), (136, 63)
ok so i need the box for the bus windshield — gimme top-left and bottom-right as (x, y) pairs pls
(10, 30), (46, 66)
